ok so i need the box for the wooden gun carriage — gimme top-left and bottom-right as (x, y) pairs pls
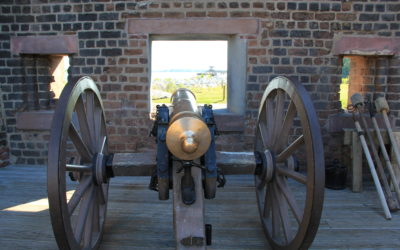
(47, 76), (325, 249)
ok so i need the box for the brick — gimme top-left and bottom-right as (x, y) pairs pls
(360, 14), (379, 22)
(125, 67), (144, 73)
(271, 12), (290, 20)
(253, 66), (272, 74)
(290, 30), (311, 38)
(388, 4), (400, 12)
(336, 13), (356, 21)
(102, 48), (122, 57)
(270, 30), (289, 38)
(289, 49), (308, 56)
(297, 66), (317, 74)
(313, 31), (333, 39)
(165, 12), (184, 18)
(274, 66), (294, 74)
(78, 31), (98, 39)
(36, 14), (56, 22)
(309, 3), (319, 11)
(79, 49), (100, 56)
(78, 13), (97, 21)
(298, 3), (307, 11)
(58, 14), (76, 22)
(292, 12), (314, 21)
(124, 49), (143, 55)
(248, 49), (266, 56)
(99, 13), (119, 20)
(315, 13), (335, 21)
(273, 48), (286, 56)
(382, 14), (395, 22)
(16, 15), (33, 22)
(100, 31), (121, 38)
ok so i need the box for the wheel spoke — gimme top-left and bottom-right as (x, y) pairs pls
(94, 107), (103, 152)
(275, 100), (297, 152)
(272, 90), (285, 147)
(75, 96), (94, 151)
(276, 166), (307, 185)
(271, 184), (280, 239)
(82, 196), (94, 248)
(68, 176), (92, 215)
(93, 188), (100, 234)
(85, 91), (96, 149)
(66, 164), (92, 172)
(276, 135), (304, 162)
(272, 181), (292, 244)
(258, 122), (268, 149)
(266, 98), (275, 148)
(256, 174), (266, 190)
(74, 186), (95, 244)
(276, 175), (303, 224)
(69, 123), (93, 162)
(263, 185), (271, 218)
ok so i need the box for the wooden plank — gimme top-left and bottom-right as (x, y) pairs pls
(216, 151), (256, 175)
(111, 151), (256, 176)
(2, 165), (400, 249)
(352, 131), (363, 192)
(172, 161), (205, 250)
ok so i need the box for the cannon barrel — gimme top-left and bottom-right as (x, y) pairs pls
(166, 88), (211, 160)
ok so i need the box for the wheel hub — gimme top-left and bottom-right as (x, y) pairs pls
(256, 149), (276, 183)
(94, 153), (107, 185)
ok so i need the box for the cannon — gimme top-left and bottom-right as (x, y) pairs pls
(47, 76), (325, 249)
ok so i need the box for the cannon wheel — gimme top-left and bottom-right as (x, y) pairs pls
(48, 77), (110, 249)
(254, 76), (324, 250)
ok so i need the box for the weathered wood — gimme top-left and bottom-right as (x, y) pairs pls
(173, 162), (205, 250)
(111, 152), (156, 176)
(354, 121), (391, 219)
(345, 130), (400, 193)
(2, 165), (400, 249)
(351, 131), (363, 193)
(111, 151), (256, 176)
(216, 151), (256, 175)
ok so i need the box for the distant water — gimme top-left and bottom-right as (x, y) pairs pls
(152, 71), (227, 80)
(152, 71), (204, 80)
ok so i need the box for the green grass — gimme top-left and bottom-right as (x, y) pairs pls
(340, 77), (349, 109)
(152, 86), (227, 104)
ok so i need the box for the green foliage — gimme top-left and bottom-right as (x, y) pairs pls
(151, 74), (227, 104)
(342, 57), (350, 78)
(340, 77), (349, 110)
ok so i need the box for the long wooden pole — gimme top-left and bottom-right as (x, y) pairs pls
(359, 113), (398, 211)
(375, 97), (400, 172)
(354, 121), (391, 219)
(371, 116), (400, 202)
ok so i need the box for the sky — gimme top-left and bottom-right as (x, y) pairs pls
(151, 41), (227, 72)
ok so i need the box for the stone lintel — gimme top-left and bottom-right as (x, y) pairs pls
(333, 36), (400, 56)
(11, 35), (78, 55)
(127, 18), (259, 35)
(16, 111), (54, 130)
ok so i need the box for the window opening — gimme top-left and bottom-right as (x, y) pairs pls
(339, 57), (350, 110)
(49, 55), (69, 101)
(151, 40), (227, 109)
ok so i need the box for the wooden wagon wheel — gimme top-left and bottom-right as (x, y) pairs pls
(254, 76), (324, 250)
(48, 76), (110, 249)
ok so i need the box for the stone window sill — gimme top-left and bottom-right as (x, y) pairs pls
(16, 111), (54, 131)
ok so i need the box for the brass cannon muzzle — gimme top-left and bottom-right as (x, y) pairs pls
(166, 89), (211, 160)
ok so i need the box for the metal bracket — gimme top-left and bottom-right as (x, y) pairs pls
(202, 104), (218, 199)
(152, 104), (171, 200)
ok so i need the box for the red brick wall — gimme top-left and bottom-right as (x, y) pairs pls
(0, 0), (400, 165)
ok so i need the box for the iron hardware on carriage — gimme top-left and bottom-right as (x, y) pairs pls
(47, 76), (325, 249)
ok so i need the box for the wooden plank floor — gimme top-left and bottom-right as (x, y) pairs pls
(1, 165), (400, 249)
